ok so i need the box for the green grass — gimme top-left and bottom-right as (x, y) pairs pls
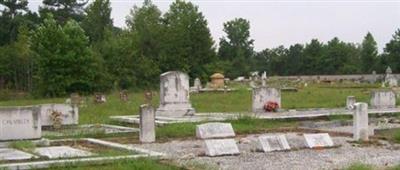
(0, 83), (385, 124)
(345, 163), (374, 170)
(43, 158), (182, 170)
(9, 140), (36, 151)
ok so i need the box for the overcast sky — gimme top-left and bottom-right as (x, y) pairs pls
(27, 0), (400, 52)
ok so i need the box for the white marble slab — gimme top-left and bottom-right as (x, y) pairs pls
(196, 122), (235, 139)
(204, 139), (240, 156)
(256, 135), (290, 152)
(303, 133), (334, 148)
(34, 146), (93, 159)
(0, 148), (36, 161)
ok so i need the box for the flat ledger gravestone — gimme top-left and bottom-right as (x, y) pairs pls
(256, 135), (291, 152)
(204, 139), (240, 156)
(0, 148), (36, 161)
(303, 133), (334, 148)
(196, 122), (235, 139)
(34, 146), (94, 159)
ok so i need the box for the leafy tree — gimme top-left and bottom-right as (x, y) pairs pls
(31, 15), (96, 96)
(303, 39), (324, 74)
(383, 29), (400, 72)
(360, 32), (378, 73)
(162, 0), (216, 80)
(39, 0), (87, 25)
(81, 0), (112, 43)
(218, 18), (254, 78)
(285, 44), (304, 75)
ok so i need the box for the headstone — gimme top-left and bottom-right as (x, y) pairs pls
(140, 104), (155, 143)
(0, 148), (36, 161)
(353, 102), (369, 141)
(370, 91), (396, 109)
(194, 78), (202, 91)
(204, 139), (240, 156)
(34, 146), (93, 159)
(0, 106), (41, 140)
(196, 122), (235, 139)
(385, 66), (398, 87)
(94, 93), (106, 103)
(144, 90), (153, 105)
(252, 87), (281, 113)
(255, 135), (290, 152)
(371, 70), (377, 83)
(39, 104), (78, 127)
(156, 71), (195, 117)
(303, 133), (334, 148)
(261, 71), (267, 87)
(119, 90), (129, 102)
(70, 93), (82, 106)
(346, 96), (356, 110)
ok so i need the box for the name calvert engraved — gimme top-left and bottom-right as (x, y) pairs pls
(2, 119), (30, 125)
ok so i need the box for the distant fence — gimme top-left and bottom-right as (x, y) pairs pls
(272, 74), (400, 82)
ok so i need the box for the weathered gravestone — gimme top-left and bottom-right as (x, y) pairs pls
(353, 102), (369, 141)
(0, 106), (41, 140)
(385, 66), (398, 87)
(156, 71), (195, 117)
(0, 148), (36, 161)
(303, 133), (334, 148)
(34, 146), (93, 159)
(140, 104), (155, 143)
(119, 90), (129, 102)
(255, 134), (290, 152)
(39, 104), (78, 127)
(370, 90), (396, 109)
(204, 139), (240, 156)
(346, 96), (356, 110)
(252, 87), (281, 113)
(196, 122), (235, 139)
(194, 78), (202, 91)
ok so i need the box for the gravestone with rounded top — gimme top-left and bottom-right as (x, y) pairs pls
(252, 87), (281, 113)
(0, 106), (41, 140)
(156, 71), (195, 117)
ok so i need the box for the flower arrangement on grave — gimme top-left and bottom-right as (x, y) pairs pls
(264, 101), (279, 112)
(50, 110), (63, 129)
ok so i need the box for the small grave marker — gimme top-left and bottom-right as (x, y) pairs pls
(303, 133), (334, 148)
(139, 104), (156, 143)
(256, 135), (290, 152)
(204, 139), (240, 156)
(196, 122), (235, 139)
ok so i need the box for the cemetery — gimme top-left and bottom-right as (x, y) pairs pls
(0, 70), (399, 170)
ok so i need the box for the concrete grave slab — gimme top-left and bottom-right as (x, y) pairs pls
(0, 148), (36, 161)
(34, 146), (93, 159)
(0, 106), (41, 141)
(256, 135), (290, 152)
(196, 122), (235, 139)
(204, 139), (240, 157)
(39, 104), (78, 126)
(303, 133), (334, 148)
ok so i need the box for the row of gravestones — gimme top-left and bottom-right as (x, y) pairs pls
(196, 122), (334, 156)
(0, 104), (78, 141)
(346, 90), (397, 110)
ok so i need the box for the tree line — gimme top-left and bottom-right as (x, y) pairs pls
(0, 0), (399, 97)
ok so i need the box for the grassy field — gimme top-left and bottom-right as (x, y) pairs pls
(0, 83), (383, 124)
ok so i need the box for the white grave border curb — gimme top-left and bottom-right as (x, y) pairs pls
(0, 138), (166, 170)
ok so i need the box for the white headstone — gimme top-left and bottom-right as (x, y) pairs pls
(196, 122), (235, 139)
(194, 78), (202, 90)
(156, 71), (195, 117)
(303, 133), (334, 148)
(346, 96), (356, 110)
(370, 91), (396, 109)
(0, 106), (41, 140)
(39, 104), (78, 126)
(140, 104), (155, 143)
(256, 135), (290, 152)
(252, 87), (281, 113)
(34, 146), (93, 159)
(204, 139), (240, 156)
(261, 71), (267, 86)
(0, 148), (36, 161)
(353, 102), (369, 141)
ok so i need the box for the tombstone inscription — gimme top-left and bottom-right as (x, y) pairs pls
(303, 133), (334, 148)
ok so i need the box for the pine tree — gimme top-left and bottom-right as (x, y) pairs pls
(360, 32), (378, 73)
(81, 0), (112, 43)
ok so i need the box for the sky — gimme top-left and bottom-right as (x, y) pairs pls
(26, 0), (400, 52)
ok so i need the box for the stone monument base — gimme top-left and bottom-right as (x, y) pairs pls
(156, 103), (195, 117)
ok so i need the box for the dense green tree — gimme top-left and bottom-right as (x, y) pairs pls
(39, 0), (87, 25)
(285, 44), (304, 75)
(360, 32), (378, 73)
(302, 39), (324, 75)
(218, 18), (254, 78)
(162, 0), (216, 80)
(31, 15), (96, 96)
(383, 29), (400, 72)
(81, 0), (112, 43)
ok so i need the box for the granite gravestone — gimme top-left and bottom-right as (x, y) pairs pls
(353, 102), (369, 141)
(0, 106), (41, 140)
(156, 71), (195, 117)
(196, 122), (235, 139)
(256, 135), (290, 152)
(39, 104), (78, 126)
(204, 139), (240, 156)
(252, 87), (281, 113)
(303, 133), (334, 148)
